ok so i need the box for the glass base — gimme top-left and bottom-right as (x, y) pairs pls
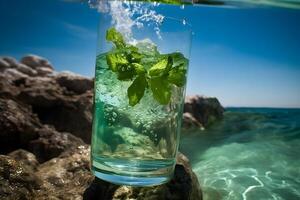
(91, 156), (175, 186)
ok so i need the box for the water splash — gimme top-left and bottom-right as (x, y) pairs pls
(89, 0), (164, 39)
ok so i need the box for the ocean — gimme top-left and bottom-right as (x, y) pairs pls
(180, 108), (300, 200)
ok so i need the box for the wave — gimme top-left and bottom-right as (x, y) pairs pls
(180, 108), (300, 200)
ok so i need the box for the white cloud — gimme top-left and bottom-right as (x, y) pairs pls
(62, 22), (97, 39)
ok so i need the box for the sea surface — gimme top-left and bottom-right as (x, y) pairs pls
(179, 108), (300, 200)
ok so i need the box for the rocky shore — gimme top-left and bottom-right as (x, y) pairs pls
(0, 55), (223, 199)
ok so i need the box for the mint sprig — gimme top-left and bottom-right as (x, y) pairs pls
(105, 27), (188, 106)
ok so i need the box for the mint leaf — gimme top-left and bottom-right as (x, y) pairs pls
(128, 75), (148, 106)
(116, 64), (136, 80)
(106, 52), (128, 72)
(149, 56), (172, 77)
(169, 52), (188, 68)
(168, 64), (187, 87)
(132, 63), (146, 75)
(106, 28), (126, 48)
(150, 76), (171, 105)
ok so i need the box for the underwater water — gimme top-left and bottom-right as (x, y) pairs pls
(180, 108), (300, 200)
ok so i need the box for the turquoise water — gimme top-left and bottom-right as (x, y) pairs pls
(180, 108), (300, 200)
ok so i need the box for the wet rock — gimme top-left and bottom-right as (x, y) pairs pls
(184, 95), (224, 129)
(20, 54), (53, 70)
(56, 72), (93, 94)
(8, 149), (39, 171)
(0, 155), (42, 200)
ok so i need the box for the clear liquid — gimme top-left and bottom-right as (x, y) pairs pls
(91, 53), (186, 186)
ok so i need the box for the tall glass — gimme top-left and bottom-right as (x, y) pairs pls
(91, 0), (192, 186)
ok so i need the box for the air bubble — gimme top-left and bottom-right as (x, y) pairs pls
(182, 19), (186, 25)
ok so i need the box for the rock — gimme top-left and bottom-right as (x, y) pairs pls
(0, 58), (10, 71)
(0, 155), (42, 200)
(0, 99), (84, 162)
(36, 66), (53, 76)
(184, 95), (224, 129)
(182, 112), (204, 130)
(20, 54), (53, 70)
(0, 55), (205, 199)
(2, 68), (29, 80)
(84, 152), (202, 200)
(16, 77), (93, 143)
(0, 99), (40, 154)
(8, 149), (39, 171)
(28, 125), (85, 162)
(56, 72), (93, 94)
(15, 63), (38, 76)
(2, 56), (19, 67)
(34, 145), (93, 199)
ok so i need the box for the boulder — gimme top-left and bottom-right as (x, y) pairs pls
(15, 63), (38, 76)
(84, 152), (202, 200)
(0, 99), (41, 154)
(2, 56), (19, 67)
(2, 68), (29, 80)
(0, 155), (42, 200)
(0, 55), (205, 199)
(28, 125), (85, 162)
(184, 95), (224, 129)
(182, 112), (204, 130)
(20, 54), (53, 70)
(36, 66), (53, 76)
(56, 72), (93, 94)
(16, 77), (93, 143)
(34, 145), (93, 199)
(0, 58), (10, 71)
(8, 149), (39, 171)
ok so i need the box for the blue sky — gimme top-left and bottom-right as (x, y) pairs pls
(0, 0), (299, 108)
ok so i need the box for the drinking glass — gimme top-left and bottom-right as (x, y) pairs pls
(91, 0), (192, 186)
